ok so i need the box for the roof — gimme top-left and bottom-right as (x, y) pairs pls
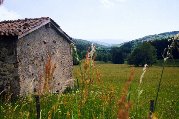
(0, 17), (72, 42)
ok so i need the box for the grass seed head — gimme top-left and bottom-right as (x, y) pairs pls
(118, 67), (134, 119)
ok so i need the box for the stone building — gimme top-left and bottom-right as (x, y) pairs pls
(0, 17), (73, 98)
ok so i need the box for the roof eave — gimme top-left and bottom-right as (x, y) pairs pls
(49, 19), (73, 43)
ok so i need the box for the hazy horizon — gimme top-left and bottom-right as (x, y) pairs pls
(76, 30), (179, 44)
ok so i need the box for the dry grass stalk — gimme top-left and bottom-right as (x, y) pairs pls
(80, 44), (97, 86)
(77, 44), (101, 118)
(117, 67), (135, 119)
(154, 34), (179, 114)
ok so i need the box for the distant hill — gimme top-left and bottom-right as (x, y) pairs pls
(72, 31), (179, 62)
(72, 38), (109, 50)
(116, 31), (179, 60)
(72, 31), (179, 51)
(134, 31), (179, 42)
(71, 38), (110, 59)
(119, 31), (179, 49)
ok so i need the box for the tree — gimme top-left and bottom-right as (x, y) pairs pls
(128, 42), (157, 66)
(111, 47), (124, 64)
(150, 38), (179, 59)
(119, 42), (133, 60)
(150, 39), (168, 59)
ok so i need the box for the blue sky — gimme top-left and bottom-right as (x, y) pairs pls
(0, 0), (179, 44)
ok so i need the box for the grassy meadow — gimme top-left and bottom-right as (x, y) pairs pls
(89, 63), (179, 119)
(0, 63), (179, 119)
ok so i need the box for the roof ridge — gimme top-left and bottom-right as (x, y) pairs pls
(0, 17), (50, 36)
(0, 17), (50, 23)
(0, 17), (72, 43)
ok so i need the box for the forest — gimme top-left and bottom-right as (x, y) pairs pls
(72, 31), (179, 66)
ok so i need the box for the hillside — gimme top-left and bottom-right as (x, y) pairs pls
(73, 31), (179, 50)
(72, 31), (179, 62)
(72, 38), (109, 50)
(135, 31), (179, 42)
(71, 38), (110, 61)
(115, 31), (179, 61)
(119, 31), (179, 52)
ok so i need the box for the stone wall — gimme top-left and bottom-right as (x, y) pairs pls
(17, 24), (73, 95)
(0, 37), (20, 99)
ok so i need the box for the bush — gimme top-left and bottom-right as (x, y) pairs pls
(128, 42), (157, 66)
(111, 47), (124, 64)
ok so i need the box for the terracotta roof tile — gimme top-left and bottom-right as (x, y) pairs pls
(0, 17), (50, 36)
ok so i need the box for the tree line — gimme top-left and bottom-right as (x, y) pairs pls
(73, 37), (179, 66)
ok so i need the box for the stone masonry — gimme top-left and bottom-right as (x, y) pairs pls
(0, 17), (73, 98)
(0, 36), (20, 99)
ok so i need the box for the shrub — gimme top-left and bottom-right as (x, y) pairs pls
(128, 42), (157, 66)
(111, 47), (124, 64)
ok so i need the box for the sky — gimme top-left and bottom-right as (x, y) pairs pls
(0, 0), (179, 44)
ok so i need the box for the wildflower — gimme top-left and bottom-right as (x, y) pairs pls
(143, 64), (148, 71)
(140, 64), (148, 84)
(84, 44), (96, 69)
(89, 43), (96, 59)
(162, 40), (174, 62)
(164, 57), (169, 62)
(86, 43), (96, 60)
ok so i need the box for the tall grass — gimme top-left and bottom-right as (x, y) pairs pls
(117, 67), (134, 119)
(153, 34), (179, 118)
(0, 64), (179, 118)
(0, 39), (179, 119)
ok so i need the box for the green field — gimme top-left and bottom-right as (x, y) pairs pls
(0, 63), (179, 119)
(89, 63), (179, 119)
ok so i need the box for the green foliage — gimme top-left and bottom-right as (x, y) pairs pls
(95, 48), (111, 62)
(72, 38), (91, 59)
(72, 38), (112, 63)
(150, 38), (179, 59)
(1, 64), (179, 119)
(73, 56), (80, 65)
(111, 47), (124, 64)
(128, 42), (157, 66)
(118, 42), (133, 60)
(72, 38), (109, 60)
(72, 31), (179, 64)
(150, 39), (169, 59)
(118, 31), (179, 60)
(71, 44), (80, 65)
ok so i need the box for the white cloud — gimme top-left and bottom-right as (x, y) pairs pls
(0, 6), (21, 21)
(100, 0), (114, 8)
(99, 0), (127, 8)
